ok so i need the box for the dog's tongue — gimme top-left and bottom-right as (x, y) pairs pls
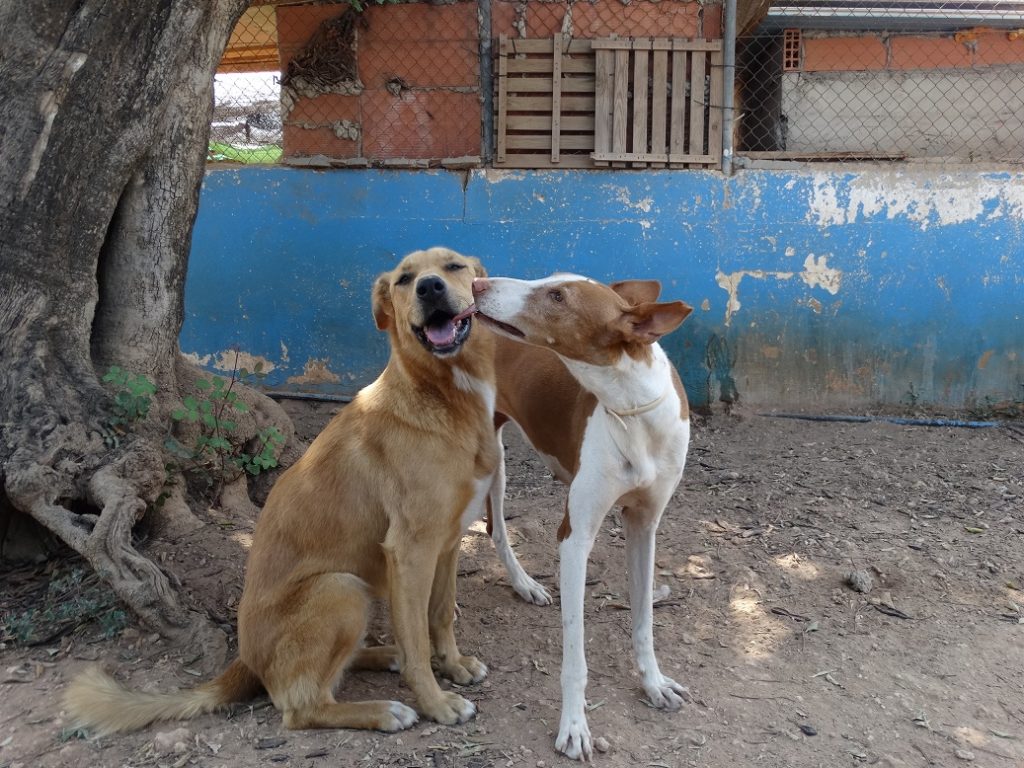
(425, 306), (475, 347)
(425, 320), (457, 346)
(452, 305), (478, 323)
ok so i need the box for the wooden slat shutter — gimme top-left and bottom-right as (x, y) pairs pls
(591, 38), (724, 168)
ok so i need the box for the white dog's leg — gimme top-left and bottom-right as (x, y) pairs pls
(490, 426), (552, 605)
(623, 506), (687, 710)
(555, 477), (617, 761)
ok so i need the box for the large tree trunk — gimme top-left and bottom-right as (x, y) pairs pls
(0, 1), (292, 665)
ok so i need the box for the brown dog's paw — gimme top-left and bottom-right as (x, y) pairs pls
(379, 701), (419, 732)
(437, 655), (488, 685)
(420, 691), (477, 725)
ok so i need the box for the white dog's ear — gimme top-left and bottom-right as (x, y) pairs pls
(610, 279), (661, 306)
(372, 273), (393, 331)
(614, 300), (692, 344)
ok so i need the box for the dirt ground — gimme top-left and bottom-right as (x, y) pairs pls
(2, 402), (1024, 768)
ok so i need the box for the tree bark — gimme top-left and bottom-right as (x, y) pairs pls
(0, 0), (288, 664)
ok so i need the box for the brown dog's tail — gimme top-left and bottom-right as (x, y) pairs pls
(63, 658), (262, 735)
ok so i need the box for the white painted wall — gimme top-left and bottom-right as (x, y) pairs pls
(780, 67), (1024, 160)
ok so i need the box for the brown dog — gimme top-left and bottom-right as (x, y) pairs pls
(65, 247), (498, 734)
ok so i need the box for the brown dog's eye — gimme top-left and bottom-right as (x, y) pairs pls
(395, 273), (412, 286)
(549, 289), (564, 303)
(444, 263), (466, 272)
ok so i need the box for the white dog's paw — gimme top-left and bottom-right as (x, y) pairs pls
(512, 576), (553, 606)
(644, 675), (689, 711)
(381, 701), (419, 732)
(555, 715), (592, 761)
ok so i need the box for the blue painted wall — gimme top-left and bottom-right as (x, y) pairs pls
(183, 168), (1024, 411)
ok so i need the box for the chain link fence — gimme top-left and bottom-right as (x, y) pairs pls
(736, 1), (1024, 163)
(211, 0), (1024, 167)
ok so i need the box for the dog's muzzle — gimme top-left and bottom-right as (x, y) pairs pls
(412, 275), (473, 357)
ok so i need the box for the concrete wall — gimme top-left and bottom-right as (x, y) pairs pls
(782, 29), (1024, 159)
(781, 69), (1024, 159)
(183, 167), (1024, 411)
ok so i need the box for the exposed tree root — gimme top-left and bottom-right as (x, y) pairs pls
(2, 350), (298, 666)
(5, 429), (228, 666)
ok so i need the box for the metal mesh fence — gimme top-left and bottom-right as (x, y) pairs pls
(735, 1), (1024, 163)
(211, 0), (1024, 167)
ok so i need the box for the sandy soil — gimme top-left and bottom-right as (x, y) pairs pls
(2, 402), (1023, 768)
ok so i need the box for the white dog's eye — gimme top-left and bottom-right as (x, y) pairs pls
(395, 273), (412, 286)
(549, 289), (564, 303)
(444, 263), (466, 272)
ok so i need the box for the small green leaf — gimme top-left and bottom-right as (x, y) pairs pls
(195, 378), (212, 391)
(164, 437), (193, 458)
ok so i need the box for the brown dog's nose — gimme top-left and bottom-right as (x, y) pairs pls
(472, 277), (490, 296)
(416, 275), (447, 298)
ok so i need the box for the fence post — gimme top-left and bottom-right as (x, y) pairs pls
(721, 0), (737, 175)
(479, 0), (494, 164)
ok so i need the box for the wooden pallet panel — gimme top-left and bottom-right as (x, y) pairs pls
(495, 36), (597, 169)
(495, 36), (724, 170)
(590, 37), (724, 169)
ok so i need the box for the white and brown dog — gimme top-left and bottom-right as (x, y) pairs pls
(474, 274), (692, 760)
(65, 248), (498, 735)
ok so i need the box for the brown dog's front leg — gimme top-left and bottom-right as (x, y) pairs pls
(385, 540), (477, 725)
(429, 544), (488, 685)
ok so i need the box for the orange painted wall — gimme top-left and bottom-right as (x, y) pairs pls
(801, 29), (1024, 73)
(278, 1), (480, 160)
(802, 36), (886, 72)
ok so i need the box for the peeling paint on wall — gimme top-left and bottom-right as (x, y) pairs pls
(483, 168), (527, 184)
(213, 350), (277, 374)
(287, 358), (342, 385)
(715, 268), (795, 326)
(181, 351), (212, 367)
(607, 185), (655, 213)
(808, 172), (1024, 230)
(716, 255), (841, 326)
(800, 254), (841, 294)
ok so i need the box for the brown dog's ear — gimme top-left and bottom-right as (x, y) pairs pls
(468, 256), (487, 279)
(615, 300), (692, 344)
(372, 273), (393, 331)
(610, 279), (661, 306)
